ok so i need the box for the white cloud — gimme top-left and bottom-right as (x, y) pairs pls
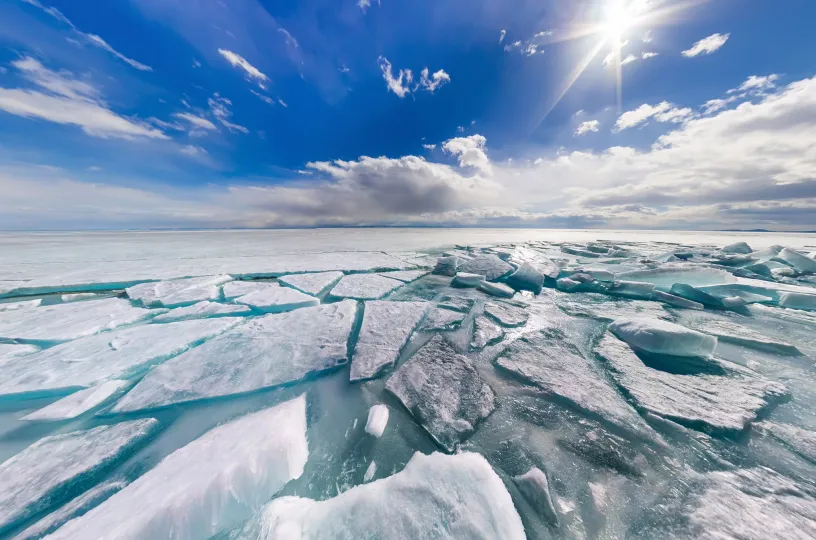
(621, 54), (637, 66)
(643, 30), (653, 43)
(418, 68), (451, 93)
(180, 145), (207, 157)
(682, 33), (730, 57)
(615, 101), (692, 131)
(218, 49), (269, 85)
(278, 28), (299, 49)
(208, 94), (249, 134)
(250, 89), (275, 105)
(0, 57), (166, 140)
(173, 112), (217, 131)
(358, 0), (381, 12)
(377, 57), (412, 98)
(442, 134), (492, 175)
(499, 30), (506, 43)
(278, 99), (288, 108)
(192, 59), (202, 68)
(575, 120), (600, 136)
(641, 51), (658, 60)
(423, 143), (436, 150)
(731, 74), (779, 94)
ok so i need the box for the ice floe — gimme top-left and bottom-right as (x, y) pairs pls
(377, 270), (429, 283)
(112, 302), (356, 412)
(477, 281), (515, 298)
(46, 396), (307, 540)
(470, 315), (504, 350)
(22, 380), (128, 421)
(277, 271), (343, 296)
(126, 275), (232, 308)
(222, 280), (275, 300)
(458, 254), (514, 281)
(419, 307), (466, 331)
(235, 283), (320, 313)
(484, 301), (529, 327)
(364, 404), (389, 438)
(152, 301), (252, 323)
(451, 272), (485, 287)
(386, 335), (496, 452)
(609, 318), (718, 357)
(328, 274), (404, 300)
(230, 451), (526, 540)
(778, 248), (816, 274)
(350, 301), (429, 381)
(506, 263), (544, 294)
(618, 264), (737, 289)
(779, 292), (816, 311)
(0, 419), (158, 533)
(0, 343), (37, 363)
(685, 317), (802, 356)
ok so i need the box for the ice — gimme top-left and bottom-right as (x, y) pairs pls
(350, 300), (429, 381)
(152, 301), (252, 323)
(0, 343), (37, 362)
(60, 293), (100, 303)
(610, 318), (717, 357)
(556, 277), (582, 291)
(513, 467), (559, 526)
(553, 293), (674, 322)
(112, 302), (356, 412)
(484, 301), (529, 327)
(477, 281), (515, 298)
(419, 307), (466, 331)
(0, 298), (151, 343)
(576, 267), (615, 281)
(278, 271), (343, 296)
(618, 264), (737, 289)
(458, 254), (514, 281)
(754, 421), (816, 463)
(433, 255), (462, 276)
(438, 295), (474, 313)
(495, 331), (656, 442)
(451, 272), (485, 287)
(363, 461), (377, 482)
(230, 451), (525, 540)
(607, 280), (656, 299)
(0, 299), (41, 312)
(235, 283), (320, 313)
(0, 280), (25, 296)
(222, 280), (275, 300)
(670, 283), (734, 309)
(0, 419), (158, 533)
(328, 274), (404, 300)
(722, 241), (753, 254)
(685, 318), (802, 356)
(385, 335), (496, 452)
(699, 284), (774, 304)
(596, 334), (789, 434)
(377, 270), (429, 283)
(777, 247), (816, 274)
(126, 275), (232, 308)
(22, 380), (128, 421)
(46, 396), (308, 540)
(652, 290), (704, 310)
(508, 246), (560, 279)
(364, 404), (389, 438)
(505, 263), (544, 294)
(470, 315), (504, 350)
(0, 318), (239, 398)
(779, 292), (816, 311)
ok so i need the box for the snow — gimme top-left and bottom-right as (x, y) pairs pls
(0, 299), (41, 312)
(278, 271), (344, 296)
(596, 334), (788, 435)
(458, 254), (514, 281)
(328, 274), (404, 300)
(386, 335), (496, 452)
(350, 301), (429, 381)
(609, 318), (717, 357)
(777, 247), (816, 273)
(0, 298), (151, 343)
(364, 404), (389, 438)
(126, 275), (232, 307)
(235, 283), (320, 313)
(483, 301), (529, 327)
(477, 281), (515, 298)
(222, 280), (275, 300)
(778, 292), (816, 311)
(505, 263), (544, 293)
(46, 395), (308, 540)
(451, 272), (485, 287)
(112, 302), (356, 412)
(152, 301), (252, 323)
(470, 315), (504, 350)
(618, 264), (737, 289)
(0, 318), (240, 398)
(433, 256), (462, 276)
(420, 307), (466, 331)
(0, 419), (158, 532)
(377, 270), (429, 283)
(513, 468), (559, 526)
(22, 380), (128, 421)
(652, 290), (704, 310)
(722, 241), (753, 254)
(230, 451), (526, 540)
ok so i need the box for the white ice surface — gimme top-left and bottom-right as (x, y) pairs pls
(126, 275), (232, 308)
(230, 451), (526, 540)
(0, 318), (240, 398)
(652, 290), (704, 310)
(112, 302), (356, 412)
(235, 284), (319, 313)
(470, 315), (504, 350)
(328, 274), (404, 300)
(222, 281), (275, 300)
(505, 263), (544, 293)
(350, 301), (429, 381)
(477, 281), (515, 298)
(277, 271), (343, 296)
(0, 281), (26, 296)
(22, 380), (128, 421)
(777, 248), (816, 274)
(618, 264), (737, 289)
(0, 299), (41, 312)
(0, 344), (37, 363)
(377, 270), (429, 283)
(60, 293), (101, 303)
(0, 419), (158, 532)
(364, 404), (389, 438)
(152, 301), (252, 323)
(451, 272), (485, 287)
(458, 254), (514, 281)
(778, 292), (816, 311)
(47, 396), (308, 540)
(0, 298), (151, 343)
(609, 318), (717, 357)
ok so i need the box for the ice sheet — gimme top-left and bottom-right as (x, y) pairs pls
(152, 301), (252, 323)
(235, 283), (319, 313)
(328, 274), (404, 300)
(0, 299), (41, 312)
(22, 381), (128, 421)
(470, 315), (504, 350)
(377, 270), (429, 283)
(278, 271), (344, 296)
(126, 275), (232, 307)
(618, 264), (737, 289)
(419, 307), (466, 331)
(609, 318), (718, 357)
(222, 280), (275, 300)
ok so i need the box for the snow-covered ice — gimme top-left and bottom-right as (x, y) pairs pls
(419, 307), (466, 331)
(477, 280), (515, 298)
(778, 292), (816, 311)
(0, 419), (158, 532)
(235, 283), (320, 313)
(609, 318), (718, 357)
(112, 302), (356, 412)
(0, 343), (37, 363)
(22, 380), (128, 421)
(350, 300), (429, 381)
(377, 270), (429, 283)
(277, 271), (344, 296)
(222, 280), (275, 300)
(0, 299), (41, 312)
(483, 301), (529, 327)
(230, 451), (526, 540)
(126, 275), (232, 307)
(364, 404), (389, 438)
(152, 301), (252, 323)
(451, 272), (485, 287)
(45, 396), (308, 540)
(458, 254), (514, 281)
(470, 315), (504, 350)
(386, 335), (496, 452)
(505, 263), (544, 293)
(328, 273), (404, 300)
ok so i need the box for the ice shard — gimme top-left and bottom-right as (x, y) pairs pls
(513, 467), (559, 526)
(609, 318), (718, 357)
(505, 263), (544, 294)
(126, 275), (232, 308)
(470, 315), (504, 350)
(478, 281), (515, 298)
(22, 380), (128, 421)
(722, 241), (752, 254)
(451, 272), (485, 287)
(364, 404), (389, 438)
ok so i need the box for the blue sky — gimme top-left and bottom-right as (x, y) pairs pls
(1, 0), (815, 230)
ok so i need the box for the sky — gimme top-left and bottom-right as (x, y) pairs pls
(1, 0), (815, 231)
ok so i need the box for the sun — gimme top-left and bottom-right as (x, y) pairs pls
(602, 0), (636, 41)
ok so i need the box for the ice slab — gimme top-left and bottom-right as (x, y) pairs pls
(458, 254), (514, 281)
(377, 270), (429, 283)
(722, 241), (753, 254)
(699, 284), (774, 304)
(222, 280), (275, 300)
(618, 264), (737, 289)
(328, 274), (404, 300)
(364, 404), (389, 438)
(0, 343), (37, 363)
(350, 300), (429, 381)
(495, 331), (656, 441)
(0, 299), (41, 312)
(513, 467), (559, 526)
(686, 318), (802, 356)
(386, 335), (496, 452)
(60, 293), (101, 303)
(0, 281), (25, 296)
(420, 307), (466, 331)
(778, 247), (816, 274)
(505, 263), (544, 294)
(754, 421), (816, 463)
(152, 301), (252, 323)
(779, 292), (816, 311)
(433, 256), (462, 276)
(231, 451), (525, 540)
(596, 334), (788, 435)
(126, 275), (232, 308)
(277, 271), (343, 296)
(0, 298), (151, 343)
(438, 295), (474, 313)
(576, 267), (615, 282)
(607, 280), (656, 299)
(0, 318), (240, 398)
(652, 290), (704, 310)
(47, 396), (308, 540)
(0, 419), (158, 533)
(670, 283), (733, 309)
(477, 281), (515, 298)
(508, 246), (560, 279)
(113, 302), (356, 412)
(451, 272), (485, 287)
(235, 284), (319, 313)
(484, 301), (529, 328)
(22, 380), (128, 421)
(609, 318), (718, 357)
(470, 315), (504, 350)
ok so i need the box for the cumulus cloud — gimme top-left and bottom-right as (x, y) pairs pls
(682, 33), (730, 57)
(218, 49), (269, 86)
(423, 143), (436, 150)
(442, 134), (492, 175)
(703, 74), (781, 114)
(615, 102), (692, 131)
(575, 120), (600, 136)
